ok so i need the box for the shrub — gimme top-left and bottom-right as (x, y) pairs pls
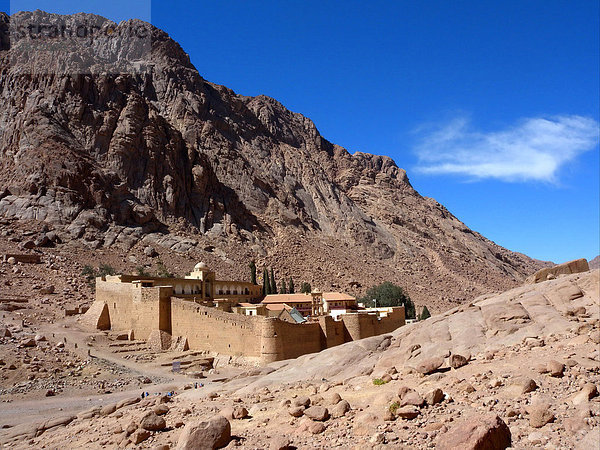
(389, 401), (400, 414)
(372, 378), (387, 386)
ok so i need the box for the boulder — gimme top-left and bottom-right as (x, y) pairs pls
(176, 415), (231, 450)
(140, 412), (167, 431)
(326, 392), (342, 405)
(331, 400), (351, 418)
(572, 383), (598, 405)
(132, 429), (151, 444)
(526, 258), (589, 283)
(400, 391), (425, 407)
(154, 404), (170, 416)
(288, 406), (304, 417)
(547, 360), (565, 377)
(304, 406), (329, 421)
(232, 406), (248, 419)
(450, 353), (469, 369)
(39, 285), (55, 295)
(507, 378), (537, 397)
(292, 396), (310, 408)
(415, 357), (444, 375)
(395, 405), (420, 419)
(527, 401), (555, 428)
(436, 414), (511, 450)
(269, 436), (291, 450)
(424, 388), (444, 406)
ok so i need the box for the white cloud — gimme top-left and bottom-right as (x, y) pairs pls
(413, 115), (599, 182)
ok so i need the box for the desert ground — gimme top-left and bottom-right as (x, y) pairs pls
(1, 242), (598, 449)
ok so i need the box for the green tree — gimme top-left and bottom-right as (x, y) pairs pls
(300, 282), (312, 294)
(156, 260), (173, 278)
(288, 277), (295, 294)
(270, 268), (277, 295)
(360, 281), (415, 319)
(280, 280), (287, 294)
(249, 260), (257, 285)
(136, 266), (151, 277)
(420, 305), (431, 321)
(263, 268), (270, 296)
(98, 264), (116, 277)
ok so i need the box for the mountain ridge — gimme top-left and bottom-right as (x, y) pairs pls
(0, 11), (549, 310)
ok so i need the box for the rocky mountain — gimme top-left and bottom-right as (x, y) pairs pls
(0, 11), (548, 310)
(589, 256), (600, 270)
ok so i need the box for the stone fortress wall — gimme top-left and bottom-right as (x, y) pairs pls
(86, 271), (405, 363)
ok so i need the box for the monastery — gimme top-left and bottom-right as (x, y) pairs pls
(83, 263), (405, 363)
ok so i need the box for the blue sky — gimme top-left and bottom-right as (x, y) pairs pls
(3, 1), (599, 263)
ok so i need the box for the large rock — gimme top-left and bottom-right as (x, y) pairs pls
(304, 406), (329, 421)
(437, 414), (511, 450)
(176, 415), (231, 450)
(526, 258), (589, 283)
(414, 357), (444, 375)
(140, 412), (167, 431)
(527, 401), (555, 428)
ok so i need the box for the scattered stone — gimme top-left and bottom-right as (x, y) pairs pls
(547, 360), (565, 377)
(437, 414), (511, 450)
(572, 383), (598, 405)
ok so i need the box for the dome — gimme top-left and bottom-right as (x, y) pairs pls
(194, 262), (207, 271)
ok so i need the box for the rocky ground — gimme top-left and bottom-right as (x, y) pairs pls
(0, 259), (597, 448)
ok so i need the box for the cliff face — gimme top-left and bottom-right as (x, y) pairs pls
(0, 11), (547, 309)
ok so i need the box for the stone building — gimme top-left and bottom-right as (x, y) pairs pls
(83, 263), (406, 364)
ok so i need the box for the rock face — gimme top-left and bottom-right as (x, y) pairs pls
(0, 11), (548, 308)
(526, 258), (590, 284)
(436, 414), (511, 450)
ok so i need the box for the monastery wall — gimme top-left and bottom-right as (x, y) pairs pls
(90, 277), (406, 363)
(170, 299), (262, 358)
(96, 278), (172, 340)
(261, 318), (323, 363)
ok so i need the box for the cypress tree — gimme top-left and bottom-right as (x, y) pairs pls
(288, 277), (295, 294)
(263, 268), (269, 296)
(249, 260), (257, 285)
(270, 268), (277, 295)
(280, 280), (287, 294)
(420, 305), (431, 320)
